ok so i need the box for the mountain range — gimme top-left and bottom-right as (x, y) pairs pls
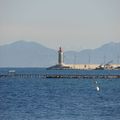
(0, 40), (120, 67)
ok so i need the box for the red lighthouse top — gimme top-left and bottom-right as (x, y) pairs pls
(58, 47), (63, 52)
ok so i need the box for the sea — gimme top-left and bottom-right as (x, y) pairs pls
(0, 68), (120, 120)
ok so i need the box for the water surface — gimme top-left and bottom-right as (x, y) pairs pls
(0, 68), (120, 120)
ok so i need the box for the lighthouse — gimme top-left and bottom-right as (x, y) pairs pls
(58, 47), (64, 66)
(47, 47), (70, 69)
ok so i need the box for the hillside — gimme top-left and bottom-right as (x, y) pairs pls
(0, 41), (120, 67)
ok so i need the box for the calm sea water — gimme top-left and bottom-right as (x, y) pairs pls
(0, 68), (120, 120)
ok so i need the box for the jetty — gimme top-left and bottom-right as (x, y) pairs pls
(48, 47), (120, 70)
(0, 69), (120, 79)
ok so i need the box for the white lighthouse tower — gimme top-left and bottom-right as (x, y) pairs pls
(48, 47), (70, 69)
(58, 47), (64, 66)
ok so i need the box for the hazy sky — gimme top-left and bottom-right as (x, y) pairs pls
(0, 0), (120, 50)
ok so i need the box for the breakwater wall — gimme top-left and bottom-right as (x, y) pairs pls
(0, 71), (120, 79)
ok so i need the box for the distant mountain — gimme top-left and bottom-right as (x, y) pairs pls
(0, 40), (57, 67)
(0, 40), (120, 67)
(65, 42), (120, 64)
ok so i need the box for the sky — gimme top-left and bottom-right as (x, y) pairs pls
(0, 0), (120, 51)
